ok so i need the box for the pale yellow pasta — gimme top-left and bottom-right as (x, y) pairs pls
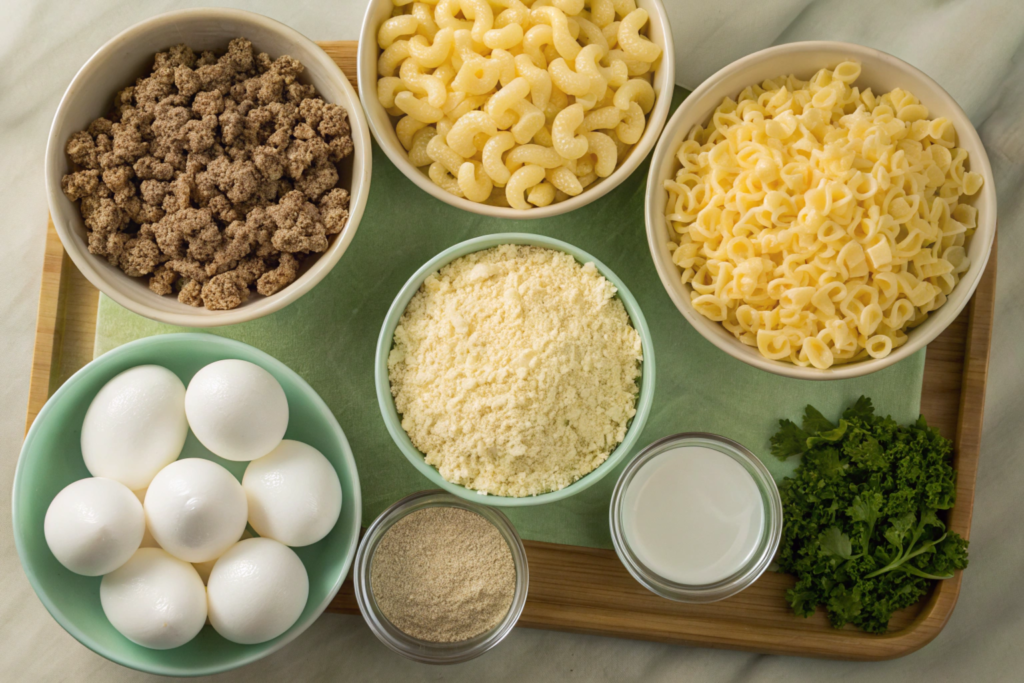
(664, 63), (984, 368)
(397, 115), (427, 150)
(584, 131), (617, 176)
(617, 9), (661, 63)
(408, 27), (454, 68)
(458, 160), (494, 201)
(408, 126), (437, 166)
(399, 60), (447, 108)
(548, 57), (592, 97)
(429, 161), (463, 196)
(484, 23), (524, 49)
(376, 0), (661, 209)
(378, 15), (420, 49)
(589, 0), (615, 27)
(426, 133), (465, 176)
(582, 105), (622, 131)
(377, 77), (408, 109)
(452, 57), (501, 94)
(527, 181), (557, 207)
(411, 3), (439, 39)
(548, 166), (584, 195)
(506, 164), (547, 209)
(552, 103), (588, 158)
(483, 132), (516, 185)
(615, 101), (644, 143)
(505, 144), (564, 171)
(446, 110), (497, 156)
(395, 90), (444, 123)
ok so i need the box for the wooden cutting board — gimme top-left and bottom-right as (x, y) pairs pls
(26, 40), (997, 661)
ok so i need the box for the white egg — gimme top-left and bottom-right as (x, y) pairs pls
(207, 538), (309, 644)
(100, 548), (207, 650)
(132, 488), (160, 549)
(81, 365), (188, 490)
(185, 359), (288, 462)
(144, 458), (248, 563)
(44, 478), (144, 576)
(243, 440), (342, 547)
(192, 529), (252, 584)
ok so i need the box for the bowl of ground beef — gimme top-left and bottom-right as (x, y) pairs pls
(45, 9), (371, 326)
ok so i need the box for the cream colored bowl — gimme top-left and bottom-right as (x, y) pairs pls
(358, 0), (674, 219)
(645, 42), (997, 380)
(45, 8), (372, 327)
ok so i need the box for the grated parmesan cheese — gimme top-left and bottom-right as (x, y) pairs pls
(388, 245), (643, 497)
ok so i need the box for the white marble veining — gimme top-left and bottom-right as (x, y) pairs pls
(1, 1), (1022, 680)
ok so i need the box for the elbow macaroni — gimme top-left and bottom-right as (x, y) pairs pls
(664, 63), (983, 369)
(376, 0), (661, 209)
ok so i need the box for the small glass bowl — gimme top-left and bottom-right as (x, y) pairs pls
(353, 490), (529, 664)
(609, 433), (782, 603)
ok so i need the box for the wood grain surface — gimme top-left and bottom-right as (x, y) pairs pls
(24, 41), (997, 661)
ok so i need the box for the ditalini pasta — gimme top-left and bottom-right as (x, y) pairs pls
(664, 63), (983, 369)
(375, 0), (662, 209)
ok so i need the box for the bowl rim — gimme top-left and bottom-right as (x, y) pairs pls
(12, 333), (363, 677)
(356, 0), (675, 220)
(44, 8), (373, 328)
(374, 233), (656, 506)
(644, 40), (997, 380)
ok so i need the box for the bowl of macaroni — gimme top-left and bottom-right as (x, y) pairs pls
(645, 42), (996, 379)
(359, 0), (674, 218)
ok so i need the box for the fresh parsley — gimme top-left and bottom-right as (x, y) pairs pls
(772, 397), (969, 633)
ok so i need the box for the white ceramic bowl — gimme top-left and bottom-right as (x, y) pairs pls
(358, 0), (674, 220)
(45, 9), (372, 327)
(646, 42), (997, 380)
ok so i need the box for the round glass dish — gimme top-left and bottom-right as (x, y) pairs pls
(609, 433), (782, 603)
(353, 491), (529, 664)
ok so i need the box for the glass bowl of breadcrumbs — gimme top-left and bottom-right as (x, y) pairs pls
(353, 490), (529, 664)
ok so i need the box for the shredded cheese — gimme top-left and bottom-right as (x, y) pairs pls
(388, 245), (642, 497)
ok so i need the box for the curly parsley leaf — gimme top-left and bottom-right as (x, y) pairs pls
(774, 397), (969, 633)
(802, 405), (836, 434)
(770, 419), (808, 460)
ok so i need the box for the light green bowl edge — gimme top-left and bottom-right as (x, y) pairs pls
(374, 233), (657, 507)
(12, 332), (363, 677)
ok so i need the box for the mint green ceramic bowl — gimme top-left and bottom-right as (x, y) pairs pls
(13, 333), (361, 676)
(375, 233), (656, 507)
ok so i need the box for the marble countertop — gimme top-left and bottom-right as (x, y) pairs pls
(2, 1), (1022, 680)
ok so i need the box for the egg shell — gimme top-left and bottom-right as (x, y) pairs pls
(144, 458), (248, 563)
(185, 359), (288, 462)
(207, 537), (309, 645)
(243, 440), (342, 547)
(81, 365), (188, 490)
(44, 477), (144, 576)
(100, 548), (207, 650)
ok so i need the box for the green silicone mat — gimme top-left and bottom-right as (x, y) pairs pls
(94, 89), (925, 549)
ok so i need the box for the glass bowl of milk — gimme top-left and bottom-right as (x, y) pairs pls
(610, 433), (782, 602)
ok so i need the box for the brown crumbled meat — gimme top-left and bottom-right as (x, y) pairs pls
(201, 270), (250, 310)
(61, 170), (100, 201)
(257, 253), (300, 296)
(118, 237), (165, 277)
(178, 278), (203, 306)
(60, 37), (354, 311)
(319, 188), (350, 235)
(148, 264), (178, 295)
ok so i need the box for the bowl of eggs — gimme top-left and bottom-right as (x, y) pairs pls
(358, 0), (675, 218)
(13, 333), (361, 676)
(645, 41), (997, 379)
